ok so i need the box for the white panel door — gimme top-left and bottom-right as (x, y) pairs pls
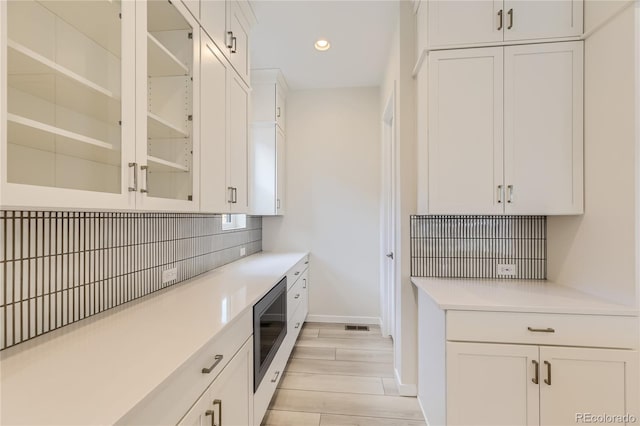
(229, 72), (249, 213)
(200, 32), (229, 213)
(228, 1), (250, 84)
(447, 342), (540, 426)
(200, 0), (228, 55)
(428, 0), (503, 47)
(276, 126), (286, 215)
(208, 338), (253, 426)
(276, 85), (286, 130)
(428, 47), (504, 214)
(503, 0), (583, 41)
(504, 41), (583, 214)
(539, 346), (639, 426)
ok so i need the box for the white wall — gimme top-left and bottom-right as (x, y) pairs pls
(262, 87), (382, 323)
(380, 0), (418, 395)
(547, 1), (638, 306)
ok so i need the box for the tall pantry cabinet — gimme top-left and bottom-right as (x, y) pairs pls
(0, 0), (254, 213)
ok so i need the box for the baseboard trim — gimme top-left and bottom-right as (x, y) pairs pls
(417, 396), (430, 426)
(306, 315), (381, 325)
(394, 368), (418, 396)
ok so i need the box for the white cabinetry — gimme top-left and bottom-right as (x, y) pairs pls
(201, 0), (252, 85)
(180, 338), (253, 426)
(427, 0), (583, 49)
(426, 41), (583, 215)
(228, 72), (249, 213)
(1, 0), (200, 211)
(417, 291), (639, 426)
(250, 69), (288, 216)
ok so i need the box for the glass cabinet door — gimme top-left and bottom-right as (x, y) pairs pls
(137, 0), (199, 211)
(2, 0), (135, 209)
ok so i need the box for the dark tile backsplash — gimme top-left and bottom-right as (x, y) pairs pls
(411, 215), (546, 280)
(0, 211), (262, 350)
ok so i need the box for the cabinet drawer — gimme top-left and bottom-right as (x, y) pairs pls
(253, 341), (289, 426)
(119, 310), (253, 425)
(446, 311), (638, 349)
(287, 255), (309, 290)
(287, 274), (305, 322)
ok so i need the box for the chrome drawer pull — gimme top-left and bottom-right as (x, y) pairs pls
(213, 399), (222, 426)
(295, 322), (301, 329)
(532, 360), (539, 384)
(527, 327), (555, 333)
(294, 271), (300, 276)
(294, 294), (300, 299)
(304, 261), (309, 265)
(271, 371), (280, 383)
(202, 354), (223, 374)
(544, 361), (551, 385)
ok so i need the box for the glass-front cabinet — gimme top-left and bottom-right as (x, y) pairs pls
(0, 0), (199, 211)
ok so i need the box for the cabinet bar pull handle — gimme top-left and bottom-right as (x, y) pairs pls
(277, 199), (281, 209)
(271, 370), (281, 383)
(227, 187), (234, 204)
(294, 293), (300, 299)
(205, 410), (215, 426)
(213, 399), (222, 426)
(231, 36), (237, 54)
(128, 162), (138, 192)
(527, 327), (555, 333)
(277, 106), (281, 118)
(507, 185), (514, 203)
(140, 165), (149, 194)
(497, 185), (503, 204)
(226, 31), (233, 49)
(295, 322), (301, 329)
(233, 187), (238, 204)
(497, 9), (503, 30)
(544, 360), (551, 385)
(532, 360), (539, 384)
(303, 278), (307, 289)
(305, 261), (309, 265)
(202, 354), (223, 374)
(507, 8), (514, 29)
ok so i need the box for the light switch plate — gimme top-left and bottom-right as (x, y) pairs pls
(162, 267), (178, 283)
(497, 264), (517, 277)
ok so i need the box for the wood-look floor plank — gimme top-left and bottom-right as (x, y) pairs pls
(291, 346), (336, 360)
(262, 410), (321, 426)
(300, 327), (320, 338)
(270, 389), (424, 421)
(285, 358), (394, 378)
(279, 372), (385, 395)
(335, 348), (394, 363)
(296, 337), (393, 351)
(382, 378), (400, 396)
(320, 414), (427, 426)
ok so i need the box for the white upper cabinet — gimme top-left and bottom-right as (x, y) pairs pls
(426, 41), (583, 215)
(1, 0), (136, 210)
(228, 72), (249, 213)
(504, 42), (583, 214)
(201, 0), (253, 85)
(427, 0), (583, 49)
(250, 70), (288, 216)
(135, 0), (200, 211)
(428, 47), (504, 215)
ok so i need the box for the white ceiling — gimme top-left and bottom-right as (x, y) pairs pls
(250, 1), (399, 90)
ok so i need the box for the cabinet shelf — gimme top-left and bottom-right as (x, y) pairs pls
(7, 40), (120, 122)
(147, 155), (189, 172)
(148, 112), (189, 139)
(37, 0), (122, 56)
(147, 33), (189, 77)
(7, 113), (120, 165)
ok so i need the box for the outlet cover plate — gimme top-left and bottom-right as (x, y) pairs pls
(497, 264), (517, 277)
(162, 267), (178, 283)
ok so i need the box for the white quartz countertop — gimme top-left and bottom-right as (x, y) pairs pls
(0, 251), (308, 426)
(411, 277), (638, 316)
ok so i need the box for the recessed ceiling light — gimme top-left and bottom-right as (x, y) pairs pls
(314, 39), (331, 51)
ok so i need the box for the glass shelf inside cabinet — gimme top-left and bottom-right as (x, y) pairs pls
(6, 0), (123, 194)
(146, 0), (194, 201)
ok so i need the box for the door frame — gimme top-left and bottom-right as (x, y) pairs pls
(380, 87), (396, 338)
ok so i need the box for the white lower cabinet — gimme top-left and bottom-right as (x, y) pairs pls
(447, 342), (638, 426)
(180, 338), (253, 426)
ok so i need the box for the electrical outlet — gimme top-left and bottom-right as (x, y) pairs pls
(240, 247), (246, 256)
(497, 264), (517, 277)
(162, 267), (178, 284)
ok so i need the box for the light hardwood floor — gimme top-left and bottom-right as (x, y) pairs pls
(262, 323), (426, 426)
